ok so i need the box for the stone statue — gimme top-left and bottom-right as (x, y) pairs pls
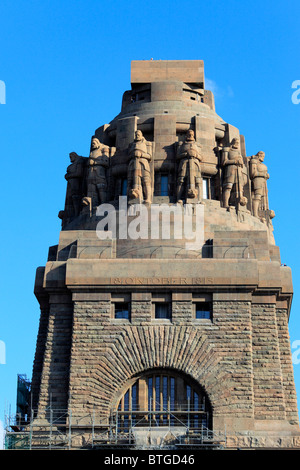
(176, 129), (202, 203)
(82, 137), (110, 208)
(61, 152), (85, 220)
(249, 151), (270, 219)
(221, 138), (247, 208)
(127, 130), (152, 204)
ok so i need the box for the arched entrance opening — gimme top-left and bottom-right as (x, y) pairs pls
(113, 368), (212, 433)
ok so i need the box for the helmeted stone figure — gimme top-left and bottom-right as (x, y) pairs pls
(249, 151), (270, 219)
(82, 137), (109, 208)
(176, 129), (202, 203)
(127, 130), (152, 204)
(64, 152), (85, 218)
(221, 137), (247, 208)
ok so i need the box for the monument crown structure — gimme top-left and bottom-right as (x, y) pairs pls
(24, 60), (299, 449)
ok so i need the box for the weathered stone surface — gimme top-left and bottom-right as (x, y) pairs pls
(29, 59), (299, 450)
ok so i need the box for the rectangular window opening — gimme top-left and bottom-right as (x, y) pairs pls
(195, 302), (211, 320)
(121, 178), (128, 196)
(160, 175), (169, 196)
(114, 302), (131, 320)
(155, 303), (171, 320)
(203, 178), (208, 199)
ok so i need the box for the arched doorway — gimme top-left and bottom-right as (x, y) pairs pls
(114, 369), (212, 433)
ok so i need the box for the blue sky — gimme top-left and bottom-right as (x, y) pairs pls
(0, 0), (300, 441)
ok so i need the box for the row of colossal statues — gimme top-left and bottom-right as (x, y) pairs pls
(61, 129), (272, 223)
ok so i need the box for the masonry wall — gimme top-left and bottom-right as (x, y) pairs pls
(30, 271), (299, 439)
(61, 292), (299, 432)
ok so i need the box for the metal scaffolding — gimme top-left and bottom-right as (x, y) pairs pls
(4, 402), (227, 450)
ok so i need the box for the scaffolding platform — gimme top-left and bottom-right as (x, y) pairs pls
(4, 405), (226, 450)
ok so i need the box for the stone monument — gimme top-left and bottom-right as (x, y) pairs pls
(16, 60), (299, 450)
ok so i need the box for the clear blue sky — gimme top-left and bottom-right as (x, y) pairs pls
(0, 0), (300, 436)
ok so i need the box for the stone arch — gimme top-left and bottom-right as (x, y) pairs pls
(94, 325), (233, 418)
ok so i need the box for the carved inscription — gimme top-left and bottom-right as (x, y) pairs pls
(109, 277), (214, 285)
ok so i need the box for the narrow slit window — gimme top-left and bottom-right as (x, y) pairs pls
(121, 178), (127, 196)
(160, 175), (169, 196)
(203, 178), (208, 199)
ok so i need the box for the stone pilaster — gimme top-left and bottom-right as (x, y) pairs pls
(251, 303), (285, 420)
(212, 300), (254, 420)
(31, 301), (50, 410)
(276, 307), (299, 424)
(35, 293), (73, 416)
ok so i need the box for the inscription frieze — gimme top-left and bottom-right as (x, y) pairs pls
(108, 276), (214, 285)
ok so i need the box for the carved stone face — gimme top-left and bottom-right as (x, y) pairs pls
(135, 130), (143, 141)
(231, 138), (239, 149)
(257, 151), (265, 162)
(91, 138), (100, 150)
(186, 130), (195, 141)
(69, 152), (78, 162)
